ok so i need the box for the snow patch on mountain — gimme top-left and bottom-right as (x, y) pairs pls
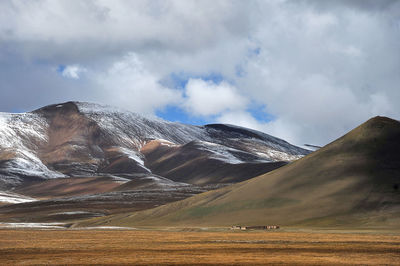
(205, 124), (309, 156)
(0, 112), (65, 181)
(0, 112), (46, 147)
(76, 102), (211, 147)
(51, 211), (104, 216)
(76, 226), (135, 230)
(0, 102), (310, 189)
(119, 147), (151, 173)
(0, 223), (65, 229)
(157, 139), (179, 147)
(0, 191), (37, 204)
(194, 141), (245, 164)
(255, 150), (303, 162)
(142, 175), (189, 188)
(75, 102), (309, 160)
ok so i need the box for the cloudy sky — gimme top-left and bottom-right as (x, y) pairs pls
(1, 0), (399, 147)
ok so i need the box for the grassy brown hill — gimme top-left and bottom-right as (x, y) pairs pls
(78, 116), (400, 228)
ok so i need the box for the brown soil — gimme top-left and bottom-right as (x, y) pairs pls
(15, 177), (121, 199)
(0, 229), (399, 265)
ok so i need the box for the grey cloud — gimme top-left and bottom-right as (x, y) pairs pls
(231, 0), (400, 145)
(0, 53), (95, 112)
(299, 0), (400, 12)
(0, 0), (255, 62)
(0, 0), (399, 147)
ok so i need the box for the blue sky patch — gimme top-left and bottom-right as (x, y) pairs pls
(235, 64), (246, 77)
(156, 105), (211, 125)
(165, 72), (228, 90)
(247, 103), (275, 123)
(252, 47), (261, 56)
(56, 65), (66, 73)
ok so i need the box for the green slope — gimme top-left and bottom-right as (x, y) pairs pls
(77, 116), (400, 228)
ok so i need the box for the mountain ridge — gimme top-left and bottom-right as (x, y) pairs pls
(0, 101), (309, 222)
(0, 101), (309, 189)
(77, 116), (400, 229)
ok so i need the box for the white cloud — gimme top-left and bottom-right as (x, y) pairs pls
(303, 11), (338, 34)
(216, 111), (265, 131)
(369, 92), (393, 116)
(91, 53), (181, 114)
(183, 79), (248, 116)
(0, 0), (399, 146)
(232, 1), (400, 145)
(61, 65), (86, 79)
(0, 0), (254, 61)
(215, 110), (303, 147)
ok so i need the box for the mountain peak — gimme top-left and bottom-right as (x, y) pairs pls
(33, 101), (80, 114)
(362, 115), (399, 128)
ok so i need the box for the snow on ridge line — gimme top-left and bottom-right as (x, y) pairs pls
(0, 102), (308, 184)
(50, 102), (308, 157)
(194, 140), (304, 163)
(76, 102), (306, 163)
(75, 101), (167, 124)
(75, 101), (211, 147)
(75, 102), (307, 157)
(206, 123), (309, 155)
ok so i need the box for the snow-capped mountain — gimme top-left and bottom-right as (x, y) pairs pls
(0, 101), (309, 189)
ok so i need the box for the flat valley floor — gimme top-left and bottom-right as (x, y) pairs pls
(0, 229), (399, 265)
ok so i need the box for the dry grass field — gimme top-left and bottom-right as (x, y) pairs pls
(0, 229), (399, 265)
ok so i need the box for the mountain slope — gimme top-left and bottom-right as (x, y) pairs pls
(0, 101), (310, 222)
(80, 116), (400, 228)
(0, 101), (308, 190)
(141, 139), (287, 184)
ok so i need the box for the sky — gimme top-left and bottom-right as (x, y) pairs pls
(0, 0), (399, 147)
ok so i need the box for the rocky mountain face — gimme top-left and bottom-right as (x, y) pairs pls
(0, 101), (309, 222)
(0, 101), (308, 190)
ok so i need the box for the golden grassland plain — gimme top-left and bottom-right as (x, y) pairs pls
(0, 229), (399, 265)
